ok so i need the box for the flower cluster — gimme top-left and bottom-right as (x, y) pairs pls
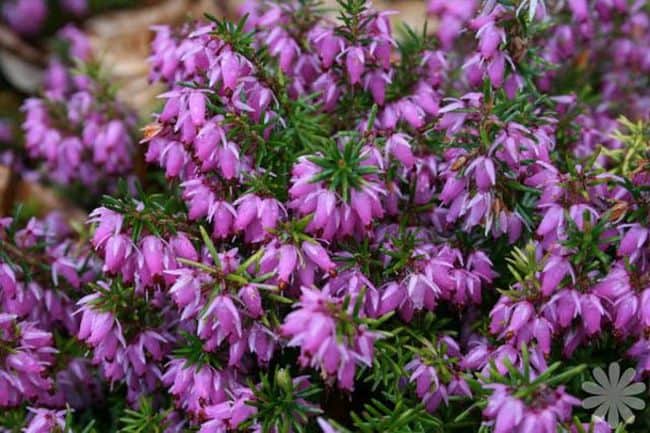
(405, 335), (472, 412)
(1, 0), (649, 432)
(282, 286), (379, 390)
(483, 383), (580, 433)
(0, 213), (102, 428)
(21, 27), (138, 191)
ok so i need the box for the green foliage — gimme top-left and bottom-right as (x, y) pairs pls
(334, 0), (373, 43)
(365, 314), (458, 396)
(172, 332), (224, 370)
(325, 393), (442, 433)
(365, 331), (412, 393)
(87, 278), (164, 340)
(204, 14), (334, 197)
(606, 116), (650, 177)
(338, 228), (423, 288)
(0, 407), (27, 433)
(481, 344), (586, 402)
(249, 95), (333, 198)
(308, 135), (378, 202)
(101, 180), (191, 242)
(118, 397), (169, 433)
(563, 211), (617, 279)
(207, 14), (259, 61)
(386, 24), (434, 102)
(246, 368), (322, 433)
(501, 242), (541, 297)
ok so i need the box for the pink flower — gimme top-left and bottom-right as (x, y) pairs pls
(386, 133), (415, 168)
(468, 156), (496, 191)
(302, 241), (336, 275)
(618, 225), (648, 260)
(0, 264), (17, 299)
(313, 30), (343, 69)
(188, 91), (207, 126)
(277, 244), (298, 286)
(568, 0), (589, 21)
(477, 23), (505, 59)
(141, 235), (165, 277)
(104, 234), (132, 273)
(199, 295), (243, 347)
(541, 255), (572, 296)
(281, 287), (378, 390)
(2, 0), (47, 35)
(537, 205), (565, 238)
(239, 285), (263, 318)
(24, 408), (67, 433)
(580, 294), (606, 335)
(346, 47), (365, 84)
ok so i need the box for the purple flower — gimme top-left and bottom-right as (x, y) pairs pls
(2, 0), (47, 35)
(104, 234), (132, 273)
(0, 315), (55, 406)
(22, 35), (137, 190)
(618, 224), (648, 260)
(346, 47), (365, 85)
(483, 382), (579, 433)
(386, 133), (415, 168)
(3, 0), (644, 430)
(467, 156), (496, 191)
(302, 241), (337, 275)
(406, 336), (471, 412)
(141, 235), (165, 278)
(0, 264), (17, 299)
(24, 408), (67, 433)
(281, 287), (379, 390)
(163, 359), (229, 415)
(199, 294), (243, 350)
(200, 387), (256, 433)
(568, 0), (589, 21)
(277, 244), (298, 287)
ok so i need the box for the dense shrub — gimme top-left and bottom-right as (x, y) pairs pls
(1, 0), (649, 432)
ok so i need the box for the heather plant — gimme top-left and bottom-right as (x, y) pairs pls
(1, 0), (649, 432)
(20, 26), (139, 196)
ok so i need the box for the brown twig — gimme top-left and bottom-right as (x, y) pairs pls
(0, 165), (18, 216)
(0, 23), (47, 66)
